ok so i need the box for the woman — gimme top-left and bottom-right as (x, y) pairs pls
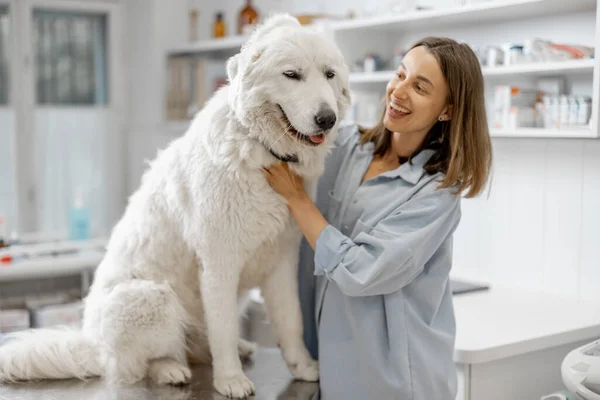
(264, 37), (492, 399)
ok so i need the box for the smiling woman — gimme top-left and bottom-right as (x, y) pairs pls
(361, 36), (492, 198)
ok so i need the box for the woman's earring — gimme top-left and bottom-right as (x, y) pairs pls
(438, 116), (444, 121)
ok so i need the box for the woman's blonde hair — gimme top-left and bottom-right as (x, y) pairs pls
(359, 37), (492, 198)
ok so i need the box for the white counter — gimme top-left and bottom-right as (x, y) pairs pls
(0, 251), (105, 282)
(0, 237), (106, 282)
(452, 286), (600, 400)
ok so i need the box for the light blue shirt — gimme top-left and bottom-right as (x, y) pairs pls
(298, 124), (462, 400)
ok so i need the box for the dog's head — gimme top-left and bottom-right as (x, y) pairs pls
(226, 14), (351, 175)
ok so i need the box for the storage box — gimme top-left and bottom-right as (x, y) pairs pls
(25, 292), (84, 328)
(29, 300), (83, 328)
(0, 309), (31, 333)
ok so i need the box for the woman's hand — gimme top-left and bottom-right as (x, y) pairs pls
(263, 162), (328, 251)
(263, 162), (307, 202)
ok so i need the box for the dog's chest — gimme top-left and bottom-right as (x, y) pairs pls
(234, 181), (298, 288)
(239, 224), (298, 289)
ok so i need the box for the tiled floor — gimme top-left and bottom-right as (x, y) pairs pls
(0, 348), (319, 400)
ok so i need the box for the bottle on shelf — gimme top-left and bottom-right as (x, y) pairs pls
(213, 12), (226, 38)
(68, 187), (90, 241)
(189, 9), (199, 41)
(237, 0), (259, 35)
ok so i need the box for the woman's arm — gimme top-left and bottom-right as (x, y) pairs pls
(312, 189), (460, 296)
(263, 163), (461, 297)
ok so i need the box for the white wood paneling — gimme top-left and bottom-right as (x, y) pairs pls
(541, 140), (584, 297)
(579, 139), (600, 302)
(454, 137), (598, 302)
(0, 109), (17, 233)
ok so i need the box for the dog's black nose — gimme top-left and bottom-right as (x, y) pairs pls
(314, 107), (337, 131)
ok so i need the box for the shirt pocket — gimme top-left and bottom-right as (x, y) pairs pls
(351, 217), (397, 240)
(350, 218), (373, 239)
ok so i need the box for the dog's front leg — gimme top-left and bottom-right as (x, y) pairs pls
(200, 256), (255, 398)
(260, 250), (319, 382)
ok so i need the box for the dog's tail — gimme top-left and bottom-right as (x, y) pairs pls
(0, 327), (103, 382)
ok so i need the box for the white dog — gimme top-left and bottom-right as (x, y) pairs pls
(0, 14), (350, 399)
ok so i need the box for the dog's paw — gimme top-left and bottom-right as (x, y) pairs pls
(213, 372), (255, 398)
(282, 347), (319, 382)
(148, 358), (192, 386)
(289, 357), (319, 382)
(238, 338), (257, 360)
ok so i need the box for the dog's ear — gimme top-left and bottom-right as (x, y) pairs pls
(227, 54), (240, 82)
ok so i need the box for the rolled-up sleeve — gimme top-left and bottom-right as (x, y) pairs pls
(314, 188), (461, 297)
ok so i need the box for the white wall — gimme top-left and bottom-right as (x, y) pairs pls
(452, 138), (600, 303)
(124, 0), (188, 190)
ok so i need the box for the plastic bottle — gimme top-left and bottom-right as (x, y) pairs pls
(69, 188), (90, 241)
(559, 95), (569, 129)
(363, 53), (376, 73)
(213, 12), (226, 38)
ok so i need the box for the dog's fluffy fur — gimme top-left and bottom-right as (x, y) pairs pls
(0, 14), (350, 398)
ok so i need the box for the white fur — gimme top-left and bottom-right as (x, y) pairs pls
(0, 14), (350, 399)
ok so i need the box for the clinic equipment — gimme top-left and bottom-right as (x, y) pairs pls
(561, 339), (600, 400)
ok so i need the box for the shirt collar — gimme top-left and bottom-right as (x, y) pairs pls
(358, 137), (437, 185)
(381, 148), (437, 185)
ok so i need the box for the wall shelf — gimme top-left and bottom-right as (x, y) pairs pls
(489, 127), (596, 138)
(482, 59), (596, 77)
(330, 0), (596, 33)
(349, 59), (596, 84)
(352, 119), (596, 138)
(168, 35), (247, 57)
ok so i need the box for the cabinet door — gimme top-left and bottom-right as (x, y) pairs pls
(455, 363), (470, 400)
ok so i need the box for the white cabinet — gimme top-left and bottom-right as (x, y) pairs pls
(453, 287), (600, 400)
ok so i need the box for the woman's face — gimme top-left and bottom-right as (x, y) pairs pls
(384, 46), (452, 140)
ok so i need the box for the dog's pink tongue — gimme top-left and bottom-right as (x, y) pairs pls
(309, 134), (325, 144)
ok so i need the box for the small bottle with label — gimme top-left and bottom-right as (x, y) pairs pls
(559, 95), (569, 129)
(213, 12), (226, 38)
(69, 188), (90, 241)
(189, 9), (199, 41)
(364, 53), (376, 73)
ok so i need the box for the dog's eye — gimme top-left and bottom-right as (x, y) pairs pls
(325, 70), (336, 79)
(283, 71), (301, 80)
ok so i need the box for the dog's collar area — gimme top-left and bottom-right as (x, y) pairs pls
(268, 148), (299, 163)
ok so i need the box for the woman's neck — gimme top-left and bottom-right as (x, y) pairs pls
(390, 130), (426, 159)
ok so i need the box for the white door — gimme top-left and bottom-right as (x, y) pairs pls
(16, 0), (125, 237)
(0, 0), (18, 236)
